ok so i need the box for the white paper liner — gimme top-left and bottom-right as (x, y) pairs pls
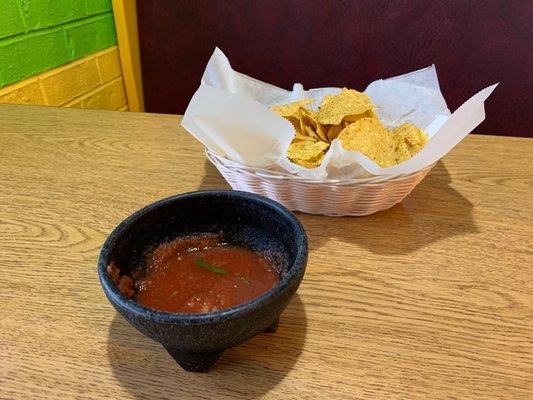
(182, 48), (497, 179)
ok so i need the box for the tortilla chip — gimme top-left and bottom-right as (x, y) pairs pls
(343, 108), (377, 122)
(273, 90), (428, 169)
(303, 124), (321, 141)
(338, 117), (396, 167)
(317, 88), (374, 125)
(271, 99), (314, 136)
(326, 124), (343, 141)
(393, 123), (428, 163)
(270, 99), (314, 117)
(293, 133), (315, 142)
(299, 106), (316, 121)
(315, 123), (329, 142)
(300, 107), (329, 142)
(287, 140), (329, 164)
(292, 152), (325, 168)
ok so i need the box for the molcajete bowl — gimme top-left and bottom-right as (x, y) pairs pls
(98, 190), (308, 372)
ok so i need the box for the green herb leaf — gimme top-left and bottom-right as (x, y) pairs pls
(195, 258), (227, 274)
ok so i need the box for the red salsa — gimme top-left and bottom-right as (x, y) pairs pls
(108, 234), (280, 313)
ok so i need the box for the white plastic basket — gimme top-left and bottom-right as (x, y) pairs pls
(206, 149), (434, 216)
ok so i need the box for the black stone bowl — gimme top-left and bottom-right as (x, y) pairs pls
(98, 190), (307, 372)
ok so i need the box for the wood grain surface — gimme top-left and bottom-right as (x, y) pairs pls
(0, 104), (532, 399)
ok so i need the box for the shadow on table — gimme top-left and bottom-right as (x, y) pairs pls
(196, 158), (231, 191)
(195, 158), (475, 255)
(107, 294), (307, 399)
(303, 161), (477, 254)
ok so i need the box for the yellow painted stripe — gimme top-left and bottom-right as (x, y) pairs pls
(0, 77), (46, 105)
(64, 77), (127, 110)
(40, 58), (101, 106)
(96, 47), (123, 83)
(112, 0), (144, 112)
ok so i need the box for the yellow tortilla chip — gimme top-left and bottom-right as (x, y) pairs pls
(343, 108), (377, 122)
(298, 108), (315, 137)
(319, 94), (337, 106)
(300, 107), (329, 142)
(290, 108), (310, 140)
(271, 99), (314, 137)
(303, 124), (321, 141)
(292, 133), (315, 142)
(299, 106), (316, 121)
(316, 88), (374, 125)
(274, 89), (429, 169)
(338, 118), (396, 167)
(315, 123), (328, 142)
(284, 118), (301, 136)
(287, 140), (329, 162)
(326, 124), (343, 141)
(270, 99), (314, 117)
(292, 152), (325, 168)
(393, 123), (428, 163)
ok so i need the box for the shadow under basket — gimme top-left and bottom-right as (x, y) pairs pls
(206, 149), (434, 217)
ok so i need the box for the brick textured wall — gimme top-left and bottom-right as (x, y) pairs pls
(0, 0), (127, 111)
(0, 0), (117, 88)
(0, 46), (128, 110)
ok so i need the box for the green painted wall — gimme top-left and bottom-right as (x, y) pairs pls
(0, 0), (117, 88)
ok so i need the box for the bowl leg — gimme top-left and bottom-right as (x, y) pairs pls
(164, 346), (224, 372)
(263, 317), (279, 333)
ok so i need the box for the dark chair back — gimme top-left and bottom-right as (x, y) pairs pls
(138, 0), (532, 136)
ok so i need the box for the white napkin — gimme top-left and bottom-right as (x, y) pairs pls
(182, 48), (497, 179)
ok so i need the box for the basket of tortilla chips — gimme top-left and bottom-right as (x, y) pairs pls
(182, 49), (496, 216)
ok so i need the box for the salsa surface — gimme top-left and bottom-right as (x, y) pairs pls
(134, 234), (280, 313)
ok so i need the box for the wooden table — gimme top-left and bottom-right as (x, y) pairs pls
(1, 104), (531, 399)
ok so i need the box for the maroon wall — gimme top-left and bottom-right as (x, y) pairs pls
(137, 0), (532, 136)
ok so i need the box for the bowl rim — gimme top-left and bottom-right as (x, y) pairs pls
(98, 190), (308, 324)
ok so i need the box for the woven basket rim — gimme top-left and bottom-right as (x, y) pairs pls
(206, 148), (434, 186)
